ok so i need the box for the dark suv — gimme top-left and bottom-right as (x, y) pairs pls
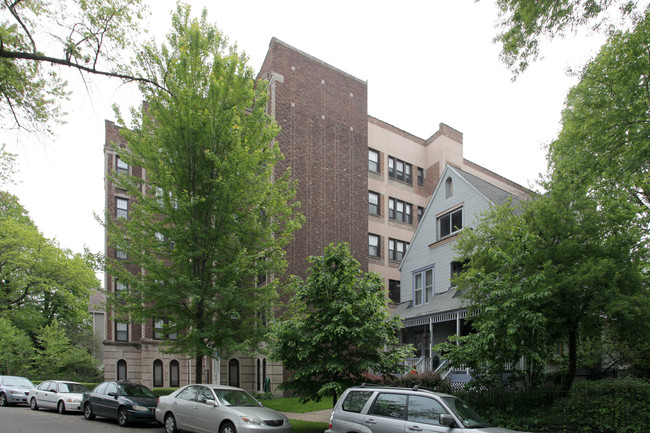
(325, 384), (529, 433)
(81, 380), (158, 427)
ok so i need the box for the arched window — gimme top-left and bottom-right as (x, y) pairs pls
(153, 360), (163, 387)
(117, 359), (127, 380)
(445, 177), (453, 199)
(228, 359), (240, 388)
(169, 360), (180, 387)
(262, 358), (268, 392)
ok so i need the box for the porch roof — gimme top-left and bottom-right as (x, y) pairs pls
(392, 288), (468, 327)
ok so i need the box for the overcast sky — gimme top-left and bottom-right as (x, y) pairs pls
(4, 0), (608, 274)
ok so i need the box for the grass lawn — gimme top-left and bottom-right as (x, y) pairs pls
(289, 420), (329, 433)
(262, 397), (333, 413)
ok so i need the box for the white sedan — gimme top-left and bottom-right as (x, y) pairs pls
(156, 384), (292, 433)
(28, 380), (88, 413)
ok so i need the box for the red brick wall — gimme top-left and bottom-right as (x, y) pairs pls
(259, 39), (369, 278)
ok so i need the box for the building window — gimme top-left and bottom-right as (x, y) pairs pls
(417, 167), (424, 185)
(115, 280), (126, 299)
(388, 279), (400, 303)
(413, 268), (434, 306)
(369, 191), (380, 215)
(417, 206), (424, 222)
(369, 234), (380, 258)
(116, 156), (128, 176)
(169, 360), (180, 387)
(439, 208), (463, 238)
(388, 197), (413, 224)
(116, 248), (127, 260)
(388, 156), (412, 184)
(154, 319), (164, 340)
(117, 360), (127, 380)
(451, 261), (466, 287)
(115, 321), (128, 341)
(388, 238), (409, 262)
(153, 360), (163, 387)
(116, 197), (128, 219)
(445, 177), (453, 198)
(368, 148), (379, 173)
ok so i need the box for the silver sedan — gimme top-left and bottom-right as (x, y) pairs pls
(156, 384), (291, 433)
(28, 380), (88, 413)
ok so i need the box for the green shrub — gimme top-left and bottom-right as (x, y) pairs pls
(153, 387), (178, 397)
(554, 378), (650, 433)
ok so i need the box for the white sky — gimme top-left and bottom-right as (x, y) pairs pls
(4, 0), (607, 272)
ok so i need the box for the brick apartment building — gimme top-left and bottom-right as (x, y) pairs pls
(101, 38), (528, 392)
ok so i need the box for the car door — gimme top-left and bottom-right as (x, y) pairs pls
(192, 386), (219, 433)
(404, 395), (453, 433)
(94, 382), (118, 417)
(173, 386), (199, 430)
(35, 381), (53, 409)
(363, 392), (407, 433)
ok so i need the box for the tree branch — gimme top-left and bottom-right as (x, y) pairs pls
(0, 48), (172, 96)
(6, 0), (37, 53)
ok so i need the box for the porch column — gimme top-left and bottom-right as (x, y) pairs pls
(456, 313), (461, 344)
(428, 318), (433, 362)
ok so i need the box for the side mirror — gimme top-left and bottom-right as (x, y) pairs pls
(108, 392), (118, 399)
(440, 414), (455, 427)
(205, 399), (217, 407)
(49, 389), (57, 393)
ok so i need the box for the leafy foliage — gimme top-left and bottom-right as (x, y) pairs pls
(441, 177), (646, 393)
(0, 316), (34, 375)
(270, 243), (414, 405)
(34, 320), (99, 379)
(104, 4), (302, 382)
(0, 0), (148, 134)
(491, 0), (646, 75)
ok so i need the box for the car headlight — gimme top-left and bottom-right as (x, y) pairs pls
(132, 405), (149, 411)
(67, 397), (81, 403)
(241, 416), (264, 426)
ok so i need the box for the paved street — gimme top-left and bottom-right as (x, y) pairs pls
(0, 405), (162, 433)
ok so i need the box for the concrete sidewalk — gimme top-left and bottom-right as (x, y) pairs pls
(282, 409), (332, 423)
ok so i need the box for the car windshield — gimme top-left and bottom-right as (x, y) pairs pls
(4, 377), (33, 387)
(441, 397), (490, 428)
(119, 384), (156, 398)
(60, 383), (87, 393)
(214, 389), (259, 407)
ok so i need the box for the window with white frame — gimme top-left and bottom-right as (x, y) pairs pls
(154, 319), (165, 340)
(116, 248), (127, 260)
(388, 238), (409, 262)
(388, 156), (412, 184)
(369, 233), (380, 258)
(439, 207), (463, 238)
(368, 148), (379, 173)
(369, 191), (380, 215)
(116, 197), (128, 219)
(388, 197), (413, 224)
(116, 156), (128, 176)
(115, 321), (128, 341)
(115, 280), (126, 296)
(413, 267), (434, 306)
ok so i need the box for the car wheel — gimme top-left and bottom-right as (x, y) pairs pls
(57, 400), (66, 414)
(164, 413), (179, 433)
(220, 421), (237, 433)
(0, 393), (8, 407)
(30, 397), (39, 410)
(83, 403), (95, 420)
(118, 406), (129, 427)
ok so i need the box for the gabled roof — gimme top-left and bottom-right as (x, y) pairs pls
(399, 164), (527, 270)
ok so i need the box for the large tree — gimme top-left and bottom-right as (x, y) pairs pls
(104, 4), (302, 383)
(270, 243), (413, 405)
(548, 8), (650, 217)
(0, 191), (99, 339)
(0, 0), (154, 134)
(443, 178), (646, 394)
(491, 0), (647, 75)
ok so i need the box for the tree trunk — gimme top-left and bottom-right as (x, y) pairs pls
(195, 355), (203, 384)
(561, 329), (578, 396)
